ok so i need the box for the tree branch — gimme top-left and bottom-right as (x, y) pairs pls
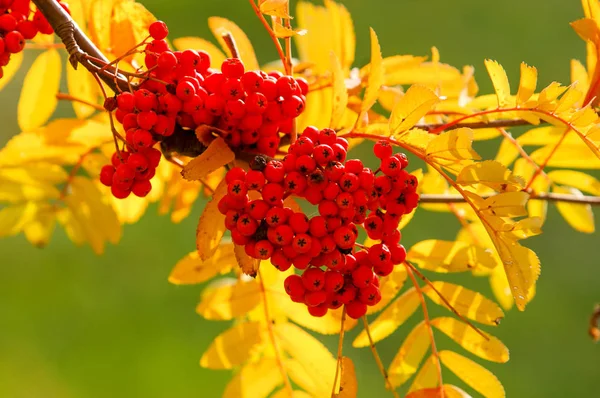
(419, 192), (600, 205)
(415, 118), (534, 132)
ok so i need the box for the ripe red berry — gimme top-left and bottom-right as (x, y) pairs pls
(149, 21), (169, 40)
(308, 303), (328, 317)
(226, 167), (246, 183)
(374, 140), (393, 159)
(352, 266), (373, 289)
(305, 290), (327, 307)
(288, 212), (309, 234)
(359, 284), (382, 306)
(228, 179), (248, 199)
(100, 165), (115, 186)
(285, 274), (305, 296)
(345, 300), (367, 319)
(302, 267), (325, 291)
(324, 271), (344, 293)
(132, 180), (152, 197)
(221, 58), (245, 79)
(254, 240), (274, 259)
(5, 31), (25, 53)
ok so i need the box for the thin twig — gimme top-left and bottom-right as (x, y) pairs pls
(222, 32), (240, 59)
(361, 316), (400, 397)
(331, 307), (347, 397)
(417, 118), (534, 132)
(248, 0), (287, 70)
(419, 192), (600, 205)
(56, 92), (105, 112)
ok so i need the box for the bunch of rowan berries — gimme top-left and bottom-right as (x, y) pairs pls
(0, 0), (70, 79)
(218, 126), (419, 319)
(102, 20), (308, 199)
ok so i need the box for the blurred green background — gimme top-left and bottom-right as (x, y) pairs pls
(1, 0), (598, 397)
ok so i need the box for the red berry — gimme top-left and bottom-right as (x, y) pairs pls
(0, 14), (17, 31)
(117, 92), (136, 112)
(305, 290), (327, 307)
(226, 167), (246, 183)
(100, 165), (115, 186)
(324, 271), (344, 293)
(254, 240), (274, 259)
(241, 71), (263, 92)
(228, 179), (248, 199)
(111, 184), (131, 199)
(374, 140), (393, 159)
(302, 267), (325, 291)
(285, 274), (305, 296)
(261, 183), (284, 204)
(132, 180), (152, 197)
(149, 21), (169, 40)
(289, 212), (309, 234)
(381, 156), (402, 176)
(345, 300), (367, 319)
(308, 303), (328, 317)
(5, 31), (25, 53)
(221, 58), (245, 79)
(352, 266), (373, 289)
(264, 160), (285, 183)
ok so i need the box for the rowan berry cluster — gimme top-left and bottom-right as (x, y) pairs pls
(218, 126), (419, 319)
(102, 20), (308, 199)
(0, 0), (69, 79)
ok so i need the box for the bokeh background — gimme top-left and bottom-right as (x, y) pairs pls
(1, 0), (599, 397)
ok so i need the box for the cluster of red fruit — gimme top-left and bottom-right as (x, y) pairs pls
(0, 0), (69, 78)
(102, 20), (308, 199)
(218, 126), (419, 319)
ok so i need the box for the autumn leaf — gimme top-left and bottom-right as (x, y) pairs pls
(209, 17), (259, 70)
(388, 321), (430, 388)
(200, 321), (265, 369)
(484, 59), (511, 108)
(333, 357), (357, 398)
(361, 28), (383, 114)
(553, 185), (595, 233)
(439, 351), (505, 398)
(234, 244), (261, 277)
(260, 0), (292, 19)
(181, 137), (234, 181)
(330, 52), (349, 129)
(389, 85), (439, 136)
(426, 128), (480, 162)
(408, 240), (496, 273)
(516, 62), (538, 106)
(223, 357), (283, 398)
(168, 242), (235, 285)
(457, 161), (524, 192)
(196, 277), (261, 320)
(196, 179), (228, 260)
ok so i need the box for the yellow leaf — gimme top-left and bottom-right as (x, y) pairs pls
(276, 322), (336, 397)
(361, 28), (383, 114)
(89, 0), (117, 51)
(200, 321), (264, 369)
(548, 170), (600, 195)
(197, 277), (261, 320)
(537, 82), (568, 106)
(367, 265), (407, 314)
(495, 241), (540, 311)
(272, 22), (306, 39)
(181, 138), (233, 181)
(353, 287), (420, 347)
(502, 217), (543, 241)
(234, 244), (261, 277)
(439, 351), (505, 398)
(424, 282), (504, 325)
(390, 85), (439, 136)
(0, 51), (23, 92)
(18, 49), (61, 131)
(172, 37), (227, 68)
(260, 0), (291, 18)
(516, 63), (537, 106)
(484, 59), (511, 108)
(169, 242), (235, 284)
(110, 0), (156, 66)
(209, 17), (259, 70)
(388, 321), (430, 388)
(494, 138), (520, 167)
(571, 17), (600, 42)
(398, 129), (435, 154)
(426, 128), (480, 162)
(406, 385), (471, 398)
(196, 179), (227, 260)
(555, 84), (584, 113)
(0, 203), (35, 238)
(531, 144), (600, 169)
(571, 59), (589, 91)
(271, 390), (312, 398)
(457, 161), (524, 192)
(408, 355), (439, 393)
(330, 52), (349, 129)
(67, 62), (100, 119)
(553, 185), (595, 233)
(432, 317), (509, 363)
(110, 194), (150, 224)
(283, 301), (357, 334)
(489, 265), (514, 311)
(334, 357), (357, 398)
(0, 164), (66, 203)
(479, 191), (530, 217)
(23, 203), (57, 248)
(223, 357), (283, 398)
(408, 240), (496, 273)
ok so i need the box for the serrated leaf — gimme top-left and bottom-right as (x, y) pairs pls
(0, 51), (23, 92)
(197, 277), (261, 320)
(234, 244), (261, 277)
(330, 52), (348, 129)
(502, 217), (543, 240)
(432, 317), (509, 363)
(555, 84), (584, 113)
(424, 282), (504, 325)
(426, 128), (480, 162)
(388, 321), (430, 388)
(353, 287), (420, 347)
(169, 242), (235, 285)
(390, 85), (439, 136)
(548, 170), (600, 195)
(408, 240), (496, 273)
(516, 63), (537, 106)
(200, 321), (264, 369)
(408, 354), (439, 393)
(479, 191), (530, 217)
(333, 357), (357, 398)
(196, 179), (227, 260)
(110, 1), (156, 66)
(67, 62), (100, 119)
(495, 240), (540, 311)
(553, 185), (595, 233)
(439, 351), (505, 398)
(18, 49), (61, 131)
(260, 0), (291, 18)
(276, 322), (335, 397)
(457, 161), (524, 192)
(209, 17), (259, 70)
(361, 28), (383, 114)
(484, 60), (511, 108)
(398, 129), (435, 154)
(223, 357), (283, 398)
(181, 138), (234, 181)
(89, 0), (118, 51)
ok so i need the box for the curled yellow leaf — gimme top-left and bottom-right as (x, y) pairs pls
(196, 179), (227, 260)
(168, 242), (235, 285)
(181, 137), (234, 181)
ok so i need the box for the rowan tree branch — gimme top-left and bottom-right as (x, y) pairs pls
(415, 118), (535, 131)
(419, 192), (600, 205)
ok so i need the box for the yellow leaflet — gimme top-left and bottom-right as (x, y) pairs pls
(361, 28), (383, 114)
(570, 18), (600, 42)
(0, 203), (36, 238)
(285, 358), (322, 395)
(0, 163), (66, 203)
(197, 277), (261, 320)
(571, 59), (589, 92)
(23, 203), (57, 248)
(172, 37), (226, 68)
(208, 17), (259, 71)
(389, 85), (439, 136)
(260, 0), (291, 18)
(110, 1), (156, 66)
(399, 129), (435, 156)
(169, 242), (235, 285)
(516, 63), (537, 106)
(439, 351), (505, 398)
(387, 321), (430, 388)
(88, 0), (117, 51)
(530, 144), (600, 169)
(0, 51), (22, 92)
(67, 62), (101, 119)
(272, 390), (312, 398)
(200, 321), (264, 369)
(502, 217), (543, 241)
(479, 191), (529, 217)
(359, 54), (426, 81)
(283, 301), (357, 334)
(234, 244), (261, 277)
(223, 357), (283, 398)
(377, 86), (404, 112)
(297, 87), (333, 132)
(196, 179), (227, 260)
(333, 357), (357, 398)
(548, 170), (600, 195)
(18, 49), (61, 131)
(537, 82), (568, 106)
(324, 0), (355, 71)
(408, 240), (496, 273)
(408, 354), (439, 393)
(272, 22), (306, 39)
(275, 322), (336, 397)
(484, 60), (511, 108)
(457, 161), (524, 192)
(555, 84), (584, 114)
(570, 105), (598, 127)
(424, 282), (504, 325)
(425, 128), (480, 162)
(489, 265), (514, 311)
(553, 186), (595, 233)
(330, 52), (349, 129)
(495, 240), (540, 311)
(181, 138), (234, 181)
(493, 139), (520, 168)
(110, 191), (150, 224)
(367, 265), (407, 314)
(406, 385), (471, 398)
(432, 317), (509, 363)
(353, 287), (420, 347)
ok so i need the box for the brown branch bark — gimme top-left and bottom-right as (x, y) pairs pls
(419, 192), (600, 205)
(415, 118), (535, 131)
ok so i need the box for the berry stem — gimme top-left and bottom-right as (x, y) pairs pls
(283, 1), (293, 76)
(248, 0), (288, 73)
(331, 307), (347, 397)
(361, 316), (400, 397)
(221, 32), (240, 59)
(56, 92), (105, 112)
(406, 266), (445, 397)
